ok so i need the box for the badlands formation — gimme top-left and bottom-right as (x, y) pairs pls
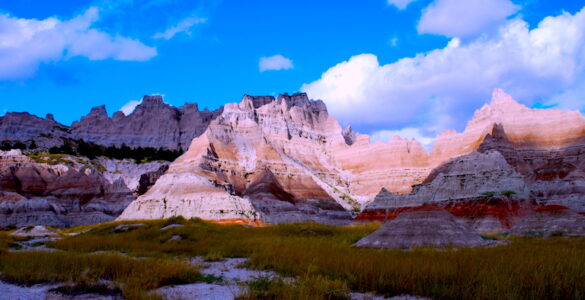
(354, 209), (487, 249)
(0, 88), (584, 229)
(0, 95), (222, 151)
(0, 149), (168, 227)
(119, 89), (585, 230)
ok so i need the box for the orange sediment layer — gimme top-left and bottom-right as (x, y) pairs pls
(355, 199), (538, 229)
(209, 218), (267, 227)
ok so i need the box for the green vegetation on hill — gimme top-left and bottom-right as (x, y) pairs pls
(1, 138), (182, 162)
(36, 218), (585, 300)
(48, 140), (182, 162)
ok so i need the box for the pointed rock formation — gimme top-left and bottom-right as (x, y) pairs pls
(118, 93), (354, 224)
(0, 95), (223, 151)
(354, 209), (487, 249)
(71, 95), (223, 150)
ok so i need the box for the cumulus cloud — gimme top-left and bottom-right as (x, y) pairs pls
(152, 16), (207, 40)
(418, 0), (520, 38)
(371, 127), (435, 148)
(302, 7), (585, 137)
(259, 54), (294, 72)
(0, 7), (157, 81)
(120, 99), (142, 115)
(387, 0), (417, 10)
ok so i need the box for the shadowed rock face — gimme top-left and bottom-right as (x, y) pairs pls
(70, 95), (223, 151)
(354, 209), (487, 249)
(0, 95), (223, 151)
(0, 150), (169, 227)
(509, 205), (585, 237)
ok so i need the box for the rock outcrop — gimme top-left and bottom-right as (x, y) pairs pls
(120, 89), (585, 225)
(0, 95), (222, 151)
(357, 89), (585, 232)
(0, 150), (169, 227)
(354, 209), (487, 249)
(119, 93), (354, 225)
(509, 205), (585, 237)
(2, 88), (584, 227)
(70, 95), (222, 150)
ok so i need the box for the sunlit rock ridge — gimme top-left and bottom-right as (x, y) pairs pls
(119, 89), (585, 225)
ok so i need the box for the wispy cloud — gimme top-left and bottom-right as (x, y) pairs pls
(120, 99), (142, 115)
(387, 0), (417, 10)
(418, 0), (520, 38)
(0, 7), (156, 81)
(152, 16), (207, 40)
(370, 127), (435, 149)
(259, 54), (294, 72)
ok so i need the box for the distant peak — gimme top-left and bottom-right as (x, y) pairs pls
(141, 95), (164, 105)
(277, 92), (309, 103)
(89, 105), (107, 117)
(489, 88), (525, 110)
(241, 95), (275, 109)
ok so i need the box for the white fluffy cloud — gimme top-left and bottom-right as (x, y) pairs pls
(259, 54), (294, 72)
(302, 7), (585, 137)
(120, 99), (142, 115)
(387, 0), (417, 10)
(371, 127), (435, 148)
(418, 0), (520, 38)
(152, 16), (207, 40)
(0, 7), (157, 80)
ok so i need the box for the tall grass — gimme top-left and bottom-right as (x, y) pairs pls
(46, 218), (585, 299)
(0, 251), (201, 300)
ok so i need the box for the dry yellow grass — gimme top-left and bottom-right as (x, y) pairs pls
(43, 218), (585, 299)
(0, 251), (201, 300)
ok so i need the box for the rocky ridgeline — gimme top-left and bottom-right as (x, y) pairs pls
(0, 149), (169, 227)
(118, 89), (585, 229)
(357, 89), (585, 233)
(0, 95), (222, 151)
(1, 89), (584, 229)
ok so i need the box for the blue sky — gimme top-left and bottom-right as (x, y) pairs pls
(0, 0), (584, 146)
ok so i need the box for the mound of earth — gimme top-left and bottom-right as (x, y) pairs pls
(509, 205), (585, 237)
(354, 209), (487, 249)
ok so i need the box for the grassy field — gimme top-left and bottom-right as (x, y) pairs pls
(1, 218), (584, 299)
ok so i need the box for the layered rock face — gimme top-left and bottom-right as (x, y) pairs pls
(358, 89), (585, 233)
(509, 205), (585, 237)
(71, 95), (222, 150)
(0, 150), (168, 227)
(120, 89), (585, 225)
(354, 209), (487, 249)
(119, 93), (354, 225)
(0, 113), (69, 149)
(0, 95), (222, 151)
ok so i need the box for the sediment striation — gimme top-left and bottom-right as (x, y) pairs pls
(0, 150), (168, 227)
(2, 88), (584, 227)
(358, 89), (585, 233)
(0, 95), (222, 151)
